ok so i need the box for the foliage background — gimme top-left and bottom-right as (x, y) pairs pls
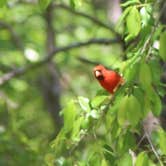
(0, 0), (166, 165)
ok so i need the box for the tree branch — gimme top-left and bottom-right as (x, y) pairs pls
(0, 21), (23, 49)
(145, 132), (163, 166)
(41, 3), (63, 131)
(47, 38), (120, 60)
(0, 37), (120, 86)
(44, 4), (56, 53)
(77, 56), (100, 66)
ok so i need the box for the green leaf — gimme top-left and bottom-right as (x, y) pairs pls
(78, 96), (90, 112)
(148, 160), (156, 166)
(133, 87), (145, 109)
(121, 0), (140, 7)
(101, 158), (108, 166)
(139, 62), (152, 89)
(116, 6), (132, 29)
(126, 7), (141, 40)
(118, 153), (132, 166)
(127, 95), (142, 126)
(88, 153), (102, 166)
(118, 96), (129, 126)
(118, 95), (142, 126)
(91, 95), (109, 108)
(96, 89), (109, 96)
(51, 129), (66, 154)
(71, 117), (84, 142)
(159, 31), (166, 61)
(158, 129), (166, 155)
(124, 61), (140, 83)
(136, 152), (149, 166)
(70, 0), (82, 9)
(125, 34), (135, 42)
(147, 87), (162, 116)
(81, 117), (90, 129)
(87, 109), (100, 119)
(152, 92), (162, 116)
(149, 59), (161, 84)
(38, 0), (51, 10)
(63, 101), (77, 131)
(140, 6), (152, 27)
(103, 144), (115, 164)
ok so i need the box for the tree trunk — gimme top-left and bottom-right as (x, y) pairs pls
(39, 3), (62, 134)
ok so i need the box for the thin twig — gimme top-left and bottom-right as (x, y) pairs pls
(145, 132), (163, 166)
(77, 56), (100, 66)
(136, 134), (146, 148)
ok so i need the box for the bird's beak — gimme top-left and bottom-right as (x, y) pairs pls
(95, 70), (101, 77)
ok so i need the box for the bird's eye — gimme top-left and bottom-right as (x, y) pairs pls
(94, 70), (104, 80)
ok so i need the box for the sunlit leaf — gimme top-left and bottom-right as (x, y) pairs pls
(133, 87), (145, 108)
(118, 96), (129, 125)
(136, 152), (149, 166)
(158, 129), (166, 155)
(124, 61), (140, 83)
(140, 5), (153, 27)
(118, 153), (132, 166)
(147, 87), (162, 116)
(139, 62), (152, 89)
(149, 58), (161, 84)
(127, 95), (142, 126)
(118, 95), (142, 126)
(152, 92), (162, 116)
(87, 109), (100, 119)
(70, 0), (82, 9)
(78, 96), (90, 112)
(101, 158), (108, 166)
(91, 95), (109, 108)
(51, 129), (66, 154)
(126, 6), (141, 41)
(88, 152), (102, 166)
(116, 6), (132, 29)
(159, 31), (166, 61)
(81, 117), (90, 129)
(63, 101), (77, 131)
(71, 117), (84, 142)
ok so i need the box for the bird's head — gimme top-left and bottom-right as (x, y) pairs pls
(93, 65), (105, 80)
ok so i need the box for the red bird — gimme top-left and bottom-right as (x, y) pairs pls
(93, 65), (124, 94)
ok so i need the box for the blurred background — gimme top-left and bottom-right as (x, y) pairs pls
(0, 0), (165, 165)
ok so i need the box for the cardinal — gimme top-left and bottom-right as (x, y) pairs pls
(93, 65), (124, 94)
